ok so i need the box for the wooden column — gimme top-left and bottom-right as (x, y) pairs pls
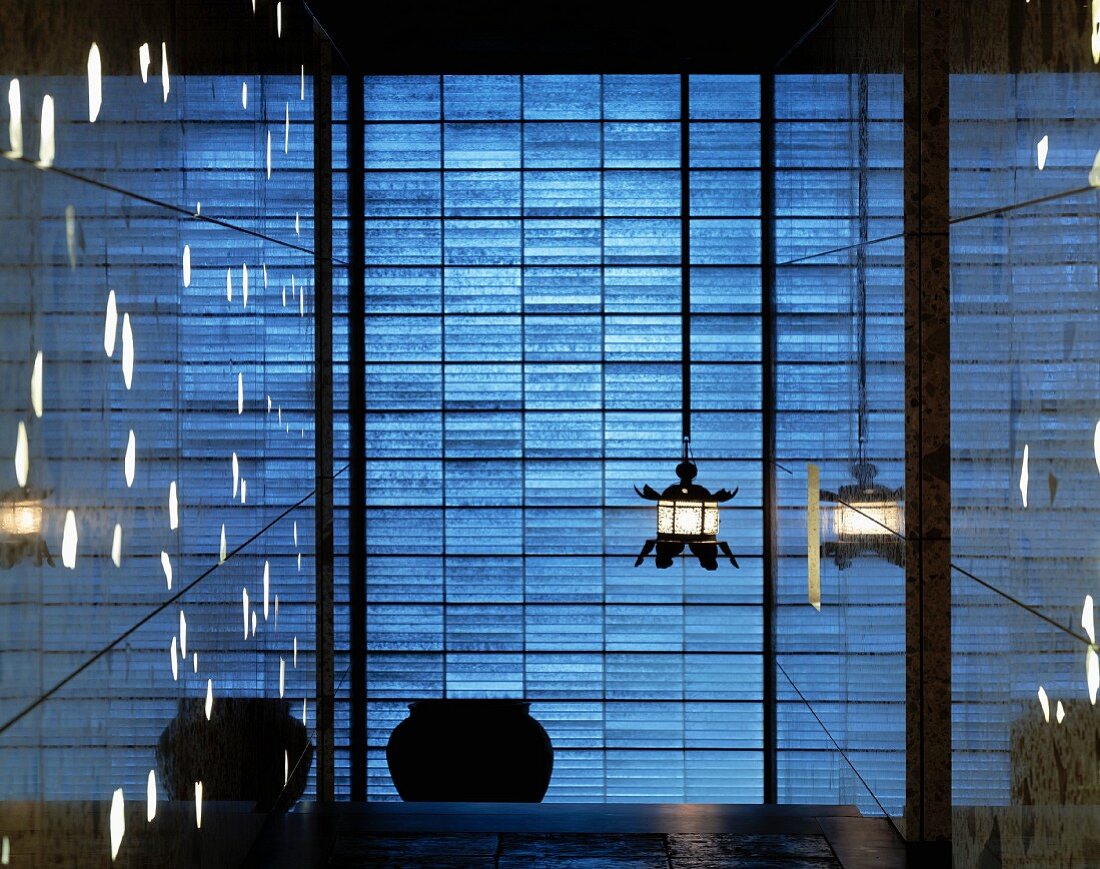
(312, 23), (335, 802)
(903, 0), (951, 845)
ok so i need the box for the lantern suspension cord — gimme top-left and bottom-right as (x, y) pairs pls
(680, 72), (692, 448)
(854, 73), (870, 474)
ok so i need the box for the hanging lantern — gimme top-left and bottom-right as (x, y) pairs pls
(634, 441), (739, 571)
(0, 486), (54, 568)
(820, 462), (903, 570)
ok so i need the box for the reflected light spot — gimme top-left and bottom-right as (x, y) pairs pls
(302, 698), (307, 725)
(122, 312), (134, 389)
(284, 103), (289, 153)
(124, 429), (136, 487)
(219, 524), (226, 563)
(193, 651), (197, 672)
(1088, 647), (1099, 705)
(109, 788), (125, 861)
(1094, 0), (1100, 63)
(161, 551), (172, 590)
(65, 205), (77, 269)
(238, 372), (244, 415)
(1084, 594), (1096, 644)
(263, 560), (270, 619)
(243, 587), (249, 638)
(1037, 135), (1048, 170)
(2, 835), (9, 864)
(7, 79), (22, 158)
(1037, 685), (1050, 722)
(251, 610), (257, 636)
(195, 201), (201, 215)
(31, 351), (43, 417)
(274, 594), (279, 628)
(241, 81), (248, 109)
(301, 65), (305, 100)
(300, 287), (304, 317)
(282, 285), (286, 306)
(266, 130), (271, 179)
(280, 657), (285, 697)
(183, 245), (191, 287)
(169, 480), (179, 530)
(38, 94), (54, 167)
(263, 263), (268, 288)
(293, 636), (297, 668)
(104, 290), (118, 356)
(1089, 149), (1100, 187)
(62, 509), (78, 569)
(293, 520), (298, 547)
(267, 395), (272, 413)
(284, 750), (289, 785)
(139, 43), (150, 83)
(205, 679), (213, 720)
(111, 523), (122, 567)
(88, 43), (102, 123)
(241, 478), (246, 504)
(161, 42), (170, 102)
(1019, 444), (1029, 508)
(227, 267), (233, 302)
(277, 1), (282, 36)
(232, 452), (239, 497)
(171, 637), (178, 681)
(278, 406), (282, 425)
(243, 263), (249, 308)
(179, 610), (187, 658)
(147, 770), (157, 822)
(295, 213), (300, 236)
(194, 781), (202, 829)
(1057, 700), (1066, 723)
(297, 552), (301, 572)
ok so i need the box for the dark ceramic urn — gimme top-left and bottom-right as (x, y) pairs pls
(156, 697), (312, 812)
(386, 699), (553, 802)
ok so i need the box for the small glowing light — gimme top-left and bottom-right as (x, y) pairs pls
(1056, 700), (1066, 723)
(171, 637), (178, 681)
(1019, 444), (1029, 508)
(274, 594), (279, 627)
(37, 94), (55, 167)
(241, 81), (248, 109)
(284, 750), (289, 785)
(65, 205), (77, 269)
(30, 351), (43, 418)
(263, 560), (270, 619)
(124, 429), (136, 487)
(227, 267), (233, 302)
(238, 372), (244, 415)
(277, 1), (282, 36)
(263, 263), (268, 288)
(161, 42), (170, 102)
(279, 657), (285, 697)
(1089, 149), (1100, 187)
(243, 588), (249, 638)
(278, 406), (282, 424)
(62, 509), (78, 569)
(139, 43), (150, 83)
(146, 770), (157, 822)
(183, 245), (191, 287)
(1088, 647), (1099, 705)
(220, 524), (227, 563)
(1036, 135), (1048, 170)
(111, 523), (122, 567)
(268, 395), (272, 413)
(302, 698), (307, 725)
(241, 479), (247, 503)
(1093, 0), (1100, 63)
(161, 551), (173, 590)
(1084, 595), (1096, 644)
(192, 652), (197, 672)
(104, 290), (118, 356)
(284, 103), (289, 153)
(293, 520), (298, 547)
(295, 213), (300, 236)
(252, 0), (256, 11)
(297, 552), (301, 572)
(267, 130), (272, 179)
(122, 313), (134, 389)
(14, 421), (28, 487)
(300, 65), (305, 100)
(7, 79), (23, 158)
(195, 201), (201, 215)
(293, 636), (297, 668)
(232, 452), (239, 497)
(87, 43), (102, 123)
(169, 481), (179, 530)
(2, 835), (9, 864)
(251, 610), (257, 636)
(109, 788), (125, 861)
(243, 263), (249, 308)
(204, 679), (213, 720)
(194, 782), (203, 828)
(1037, 685), (1050, 722)
(179, 610), (187, 658)
(282, 285), (286, 306)
(300, 286), (305, 316)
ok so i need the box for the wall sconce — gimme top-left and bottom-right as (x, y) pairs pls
(0, 486), (54, 568)
(634, 439), (739, 571)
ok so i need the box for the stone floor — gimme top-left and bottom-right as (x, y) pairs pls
(245, 803), (909, 868)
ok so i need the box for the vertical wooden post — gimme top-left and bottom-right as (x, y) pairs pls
(903, 0), (951, 845)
